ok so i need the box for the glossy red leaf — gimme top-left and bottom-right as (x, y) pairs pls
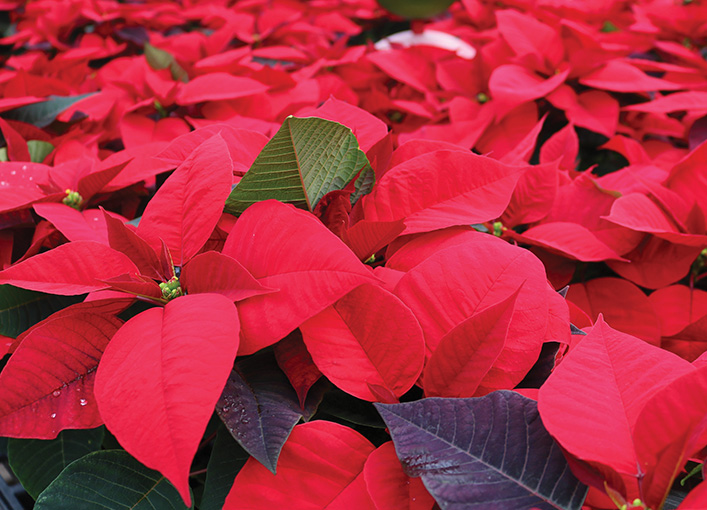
(0, 241), (138, 295)
(99, 273), (162, 300)
(567, 277), (662, 346)
(678, 480), (707, 509)
(0, 312), (122, 439)
(623, 91), (707, 113)
(181, 251), (276, 302)
(222, 200), (377, 354)
(137, 133), (233, 266)
(94, 293), (240, 507)
(300, 284), (425, 402)
(394, 233), (551, 390)
(496, 9), (562, 72)
(363, 442), (435, 510)
(32, 203), (107, 244)
(424, 285), (521, 398)
(367, 48), (436, 93)
(539, 123), (579, 170)
(362, 150), (525, 235)
(176, 72), (269, 104)
(223, 420), (377, 510)
(538, 317), (694, 499)
(341, 218), (406, 261)
(547, 86), (619, 138)
(273, 331), (323, 409)
(0, 117), (30, 161)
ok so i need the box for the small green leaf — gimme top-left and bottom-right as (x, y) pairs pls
(8, 427), (104, 499)
(27, 140), (54, 163)
(3, 93), (96, 128)
(350, 150), (376, 206)
(200, 426), (249, 510)
(224, 116), (372, 215)
(35, 450), (192, 510)
(0, 285), (83, 338)
(144, 43), (189, 83)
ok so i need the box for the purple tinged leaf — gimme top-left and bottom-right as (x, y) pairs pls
(375, 391), (587, 510)
(216, 353), (321, 474)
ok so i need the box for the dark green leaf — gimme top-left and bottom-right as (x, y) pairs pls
(0, 285), (83, 338)
(8, 427), (104, 499)
(224, 116), (372, 215)
(34, 450), (191, 510)
(200, 426), (249, 510)
(350, 151), (376, 205)
(3, 94), (95, 128)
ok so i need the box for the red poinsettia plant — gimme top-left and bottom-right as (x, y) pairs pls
(2, 0), (707, 509)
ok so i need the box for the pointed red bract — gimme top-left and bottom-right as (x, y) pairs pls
(223, 420), (377, 510)
(181, 251), (275, 302)
(362, 151), (525, 235)
(176, 73), (269, 104)
(300, 284), (425, 402)
(0, 241), (138, 295)
(424, 285), (520, 398)
(222, 200), (377, 354)
(137, 133), (233, 266)
(103, 210), (163, 280)
(33, 203), (108, 244)
(94, 293), (240, 507)
(394, 233), (551, 390)
(538, 317), (694, 501)
(0, 312), (122, 438)
(273, 331), (323, 409)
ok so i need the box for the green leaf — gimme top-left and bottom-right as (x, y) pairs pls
(200, 426), (249, 510)
(35, 450), (192, 510)
(350, 151), (376, 206)
(27, 140), (54, 163)
(224, 116), (372, 215)
(144, 43), (189, 83)
(0, 285), (83, 338)
(3, 94), (96, 128)
(8, 427), (104, 499)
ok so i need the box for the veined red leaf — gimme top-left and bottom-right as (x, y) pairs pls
(363, 442), (435, 510)
(647, 285), (707, 337)
(341, 218), (406, 261)
(567, 277), (662, 346)
(181, 251), (276, 302)
(300, 284), (425, 402)
(539, 123), (579, 170)
(223, 420), (377, 510)
(103, 210), (163, 280)
(501, 161), (559, 226)
(538, 317), (694, 498)
(607, 236), (703, 289)
(362, 150), (525, 235)
(33, 203), (107, 244)
(95, 293), (240, 507)
(273, 331), (323, 409)
(0, 241), (139, 295)
(633, 365), (707, 509)
(394, 233), (550, 390)
(222, 200), (377, 354)
(0, 312), (122, 439)
(496, 9), (563, 72)
(137, 133), (233, 266)
(176, 72), (269, 105)
(367, 48), (436, 93)
(99, 273), (162, 300)
(604, 193), (707, 247)
(156, 124), (268, 177)
(506, 222), (627, 262)
(424, 285), (521, 398)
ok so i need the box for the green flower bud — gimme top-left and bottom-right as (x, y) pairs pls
(492, 221), (505, 237)
(62, 189), (84, 210)
(159, 277), (183, 301)
(477, 92), (490, 104)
